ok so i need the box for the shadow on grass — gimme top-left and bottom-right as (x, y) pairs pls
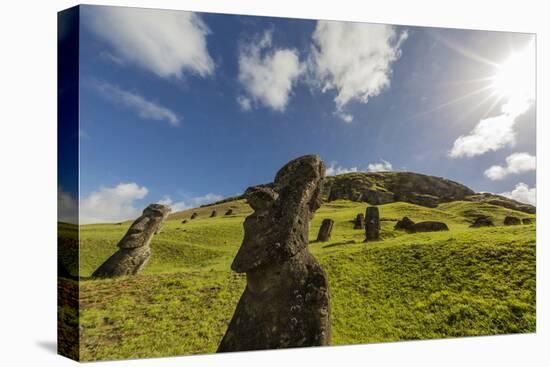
(322, 240), (356, 249)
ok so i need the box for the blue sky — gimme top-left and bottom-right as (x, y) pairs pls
(72, 5), (535, 223)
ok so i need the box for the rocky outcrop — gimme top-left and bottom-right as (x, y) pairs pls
(504, 216), (521, 226)
(218, 155), (331, 352)
(353, 213), (364, 230)
(317, 219), (334, 242)
(412, 221), (449, 232)
(92, 204), (170, 278)
(394, 216), (415, 232)
(470, 216), (494, 228)
(365, 207), (380, 241)
(464, 193), (535, 214)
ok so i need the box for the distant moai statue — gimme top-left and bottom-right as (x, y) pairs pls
(364, 206), (380, 241)
(353, 213), (364, 229)
(225, 209), (233, 216)
(210, 210), (217, 217)
(317, 219), (334, 242)
(92, 204), (170, 278)
(217, 155), (331, 353)
(190, 212), (198, 219)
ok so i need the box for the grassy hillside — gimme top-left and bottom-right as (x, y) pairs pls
(77, 199), (536, 361)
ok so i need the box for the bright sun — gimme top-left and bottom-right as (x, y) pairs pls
(490, 42), (535, 102)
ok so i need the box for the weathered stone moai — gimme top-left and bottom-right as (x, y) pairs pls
(364, 206), (380, 241)
(217, 155), (331, 353)
(225, 209), (233, 216)
(92, 204), (170, 278)
(181, 219), (187, 224)
(317, 219), (334, 242)
(190, 212), (198, 219)
(395, 216), (415, 231)
(210, 210), (217, 218)
(470, 216), (494, 228)
(504, 216), (521, 225)
(353, 213), (364, 229)
(522, 218), (533, 225)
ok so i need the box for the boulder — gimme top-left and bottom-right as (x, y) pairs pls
(504, 216), (521, 225)
(470, 216), (494, 228)
(411, 221), (449, 232)
(365, 206), (380, 241)
(218, 155), (331, 352)
(92, 204), (171, 278)
(317, 219), (334, 242)
(394, 216), (415, 232)
(353, 213), (364, 230)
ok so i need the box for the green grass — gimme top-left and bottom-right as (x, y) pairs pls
(76, 199), (536, 361)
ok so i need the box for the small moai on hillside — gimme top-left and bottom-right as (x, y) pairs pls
(190, 212), (198, 219)
(395, 216), (415, 231)
(210, 210), (217, 218)
(92, 204), (171, 278)
(364, 206), (380, 241)
(317, 219), (334, 242)
(353, 213), (364, 229)
(225, 209), (233, 216)
(504, 216), (521, 225)
(217, 155), (331, 353)
(181, 219), (187, 224)
(522, 218), (533, 225)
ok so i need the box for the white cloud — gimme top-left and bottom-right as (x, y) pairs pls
(309, 21), (407, 119)
(58, 187), (78, 224)
(367, 159), (393, 172)
(238, 31), (303, 111)
(236, 95), (252, 111)
(158, 193), (224, 212)
(326, 162), (358, 176)
(80, 183), (149, 224)
(336, 112), (354, 123)
(92, 81), (180, 126)
(500, 182), (536, 206)
(484, 152), (536, 180)
(86, 7), (214, 78)
(448, 99), (531, 158)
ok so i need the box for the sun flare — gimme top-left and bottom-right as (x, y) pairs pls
(490, 42), (535, 102)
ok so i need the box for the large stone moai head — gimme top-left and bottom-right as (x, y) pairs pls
(218, 155), (331, 353)
(92, 204), (170, 278)
(118, 204), (171, 249)
(365, 206), (380, 241)
(231, 154), (325, 273)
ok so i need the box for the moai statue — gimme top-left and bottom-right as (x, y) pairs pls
(92, 204), (170, 278)
(364, 206), (380, 241)
(317, 219), (334, 242)
(225, 209), (233, 216)
(217, 155), (331, 352)
(190, 212), (198, 219)
(353, 213), (364, 230)
(210, 210), (217, 218)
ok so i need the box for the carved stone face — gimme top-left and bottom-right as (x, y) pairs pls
(118, 204), (171, 249)
(231, 155), (325, 273)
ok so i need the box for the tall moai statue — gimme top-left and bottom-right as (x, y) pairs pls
(92, 204), (171, 278)
(353, 213), (364, 229)
(364, 206), (380, 241)
(218, 155), (331, 352)
(317, 219), (334, 242)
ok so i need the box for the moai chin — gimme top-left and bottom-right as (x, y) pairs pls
(217, 155), (332, 352)
(92, 204), (170, 278)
